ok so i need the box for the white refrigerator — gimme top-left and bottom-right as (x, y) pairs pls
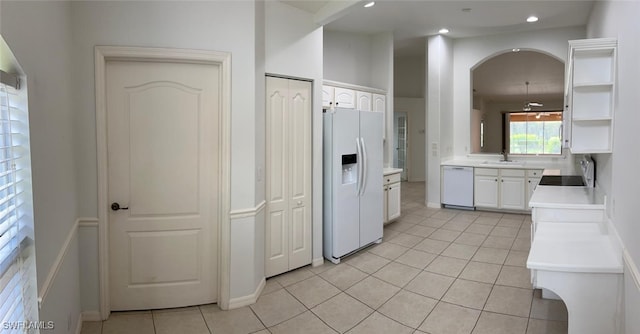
(323, 108), (383, 264)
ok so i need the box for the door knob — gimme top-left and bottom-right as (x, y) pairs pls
(111, 202), (129, 211)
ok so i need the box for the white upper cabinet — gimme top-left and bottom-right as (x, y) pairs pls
(323, 81), (387, 139)
(373, 94), (385, 113)
(322, 85), (335, 108)
(356, 91), (372, 111)
(334, 87), (356, 109)
(566, 38), (617, 153)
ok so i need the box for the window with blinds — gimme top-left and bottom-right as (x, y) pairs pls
(0, 77), (39, 332)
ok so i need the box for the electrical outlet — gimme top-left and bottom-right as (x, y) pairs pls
(256, 166), (263, 182)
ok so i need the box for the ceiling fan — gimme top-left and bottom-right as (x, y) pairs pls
(523, 81), (543, 111)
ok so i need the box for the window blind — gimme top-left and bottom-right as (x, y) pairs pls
(0, 81), (38, 333)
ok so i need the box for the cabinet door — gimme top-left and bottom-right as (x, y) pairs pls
(500, 176), (526, 210)
(526, 177), (541, 209)
(387, 182), (401, 222)
(383, 185), (389, 224)
(474, 175), (498, 208)
(373, 94), (386, 139)
(334, 87), (356, 109)
(357, 91), (372, 111)
(322, 85), (335, 108)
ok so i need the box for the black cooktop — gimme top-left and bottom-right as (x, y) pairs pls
(538, 175), (585, 186)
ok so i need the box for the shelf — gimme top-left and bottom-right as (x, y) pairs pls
(572, 117), (612, 122)
(572, 85), (613, 119)
(571, 120), (612, 153)
(567, 38), (616, 154)
(573, 82), (613, 88)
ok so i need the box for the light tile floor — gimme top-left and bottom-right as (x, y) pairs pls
(81, 182), (568, 334)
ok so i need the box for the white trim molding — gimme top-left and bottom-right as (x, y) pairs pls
(312, 257), (324, 267)
(81, 311), (102, 322)
(78, 217), (99, 228)
(228, 278), (266, 310)
(229, 200), (266, 220)
(94, 45), (232, 317)
(624, 249), (640, 291)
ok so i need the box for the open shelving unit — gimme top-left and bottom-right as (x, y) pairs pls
(567, 38), (617, 153)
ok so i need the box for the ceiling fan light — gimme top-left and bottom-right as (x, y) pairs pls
(527, 16), (539, 23)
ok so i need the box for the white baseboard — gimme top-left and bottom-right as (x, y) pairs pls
(427, 202), (441, 209)
(227, 277), (266, 309)
(75, 313), (84, 334)
(312, 257), (324, 267)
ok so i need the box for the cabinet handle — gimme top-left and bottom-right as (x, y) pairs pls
(336, 102), (339, 106)
(494, 179), (498, 182)
(329, 102), (333, 105)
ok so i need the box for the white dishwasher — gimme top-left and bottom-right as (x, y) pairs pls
(442, 166), (474, 209)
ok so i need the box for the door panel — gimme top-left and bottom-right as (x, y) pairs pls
(129, 83), (200, 215)
(358, 111), (383, 246)
(387, 183), (401, 221)
(332, 109), (360, 257)
(266, 78), (289, 277)
(129, 230), (200, 284)
(107, 60), (219, 310)
(287, 79), (312, 269)
(265, 77), (311, 276)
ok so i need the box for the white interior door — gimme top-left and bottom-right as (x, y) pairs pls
(394, 112), (408, 181)
(266, 77), (312, 277)
(107, 60), (219, 310)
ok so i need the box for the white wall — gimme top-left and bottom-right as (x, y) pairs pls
(70, 0), (261, 306)
(265, 1), (324, 264)
(395, 53), (426, 182)
(324, 30), (394, 166)
(394, 98), (426, 182)
(0, 1), (82, 332)
(452, 27), (585, 158)
(586, 2), (640, 333)
(426, 35), (454, 207)
(394, 55), (425, 98)
(323, 30), (372, 87)
(370, 33), (394, 167)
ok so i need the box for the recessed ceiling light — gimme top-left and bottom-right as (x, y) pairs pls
(527, 16), (539, 23)
(512, 48), (521, 52)
(439, 28), (449, 34)
(364, 2), (375, 8)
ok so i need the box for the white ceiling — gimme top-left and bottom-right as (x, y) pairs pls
(279, 0), (591, 101)
(282, 0), (594, 53)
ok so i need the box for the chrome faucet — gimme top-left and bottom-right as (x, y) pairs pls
(501, 150), (509, 162)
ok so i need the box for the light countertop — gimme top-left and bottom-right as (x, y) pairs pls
(441, 158), (576, 173)
(529, 185), (606, 209)
(383, 168), (403, 176)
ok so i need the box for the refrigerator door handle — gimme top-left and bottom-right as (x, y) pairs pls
(356, 137), (363, 196)
(360, 137), (368, 195)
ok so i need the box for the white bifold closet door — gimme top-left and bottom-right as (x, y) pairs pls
(265, 76), (312, 277)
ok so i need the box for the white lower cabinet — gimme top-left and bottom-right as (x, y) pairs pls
(474, 176), (499, 208)
(383, 172), (401, 224)
(499, 169), (526, 210)
(474, 168), (532, 211)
